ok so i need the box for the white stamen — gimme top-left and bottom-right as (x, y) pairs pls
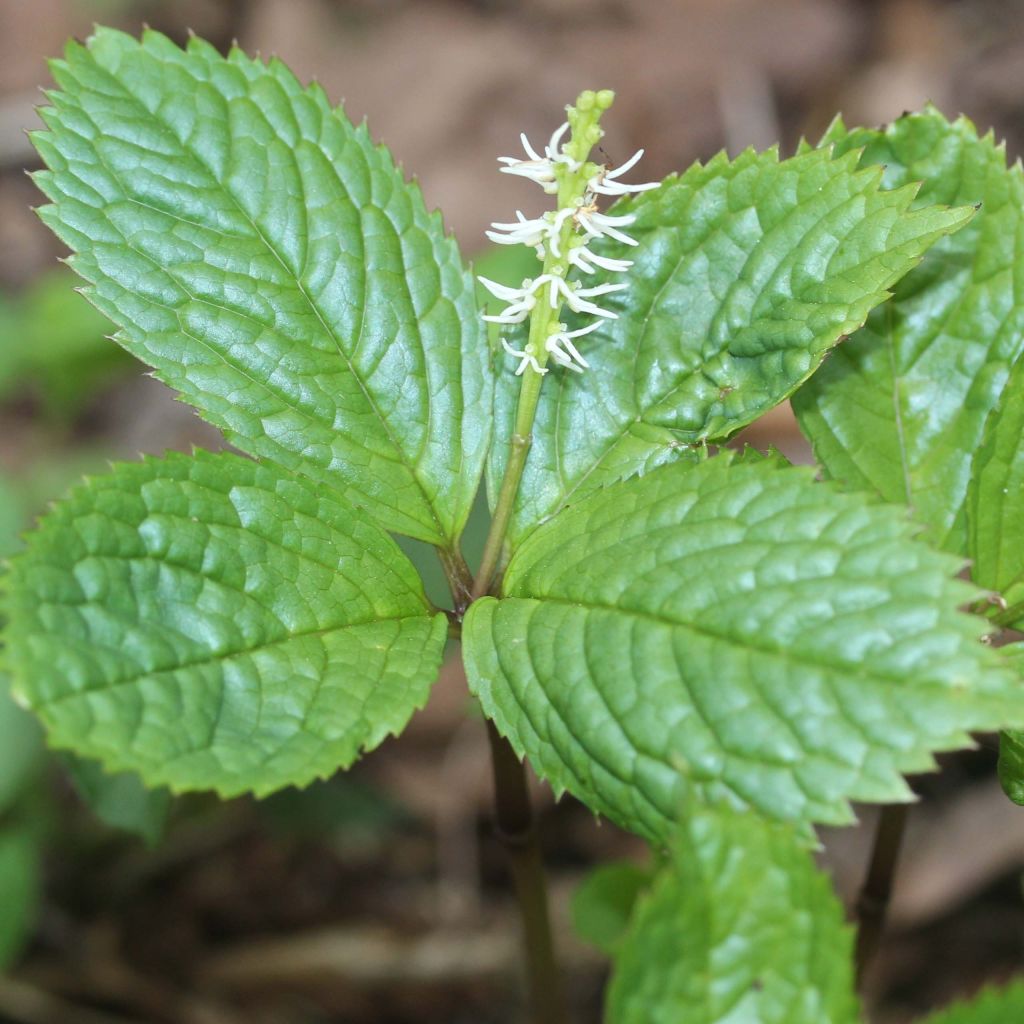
(482, 300), (534, 324)
(607, 148), (645, 178)
(564, 280), (627, 319)
(520, 132), (543, 162)
(477, 275), (531, 302)
(498, 159), (559, 193)
(547, 122), (569, 157)
(589, 149), (660, 196)
(546, 207), (577, 258)
(546, 320), (602, 372)
(568, 244), (634, 275)
(577, 208), (639, 246)
(501, 336), (546, 376)
(486, 210), (549, 247)
(575, 281), (630, 297)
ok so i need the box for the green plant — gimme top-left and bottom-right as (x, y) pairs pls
(4, 26), (1024, 1022)
(0, 268), (129, 420)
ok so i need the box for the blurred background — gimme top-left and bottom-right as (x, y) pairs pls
(1, 1), (1024, 1022)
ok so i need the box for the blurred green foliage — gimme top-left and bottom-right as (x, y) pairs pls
(571, 860), (654, 955)
(0, 269), (129, 421)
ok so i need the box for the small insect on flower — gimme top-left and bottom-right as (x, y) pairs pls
(588, 148), (660, 197)
(482, 90), (660, 376)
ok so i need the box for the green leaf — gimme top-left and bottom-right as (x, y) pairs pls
(0, 828), (39, 971)
(571, 860), (654, 956)
(968, 355), (1024, 618)
(63, 754), (171, 845)
(996, 645), (1024, 805)
(4, 450), (447, 798)
(490, 144), (972, 549)
(0, 676), (43, 816)
(998, 729), (1024, 805)
(793, 108), (1024, 555)
(31, 27), (490, 546)
(0, 475), (21, 558)
(463, 456), (1022, 840)
(606, 802), (860, 1024)
(920, 981), (1024, 1024)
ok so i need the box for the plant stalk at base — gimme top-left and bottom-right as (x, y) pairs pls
(855, 803), (909, 987)
(486, 720), (567, 1024)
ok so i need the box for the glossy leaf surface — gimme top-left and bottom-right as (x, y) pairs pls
(32, 27), (490, 545)
(968, 355), (1024, 619)
(794, 109), (1024, 553)
(491, 144), (971, 548)
(606, 803), (860, 1024)
(465, 457), (1022, 839)
(5, 451), (447, 797)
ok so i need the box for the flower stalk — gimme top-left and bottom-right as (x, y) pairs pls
(467, 90), (655, 1024)
(472, 88), (654, 600)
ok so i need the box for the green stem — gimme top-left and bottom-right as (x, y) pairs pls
(464, 90), (617, 1023)
(471, 366), (545, 601)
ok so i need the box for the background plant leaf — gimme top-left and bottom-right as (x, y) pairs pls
(998, 729), (1024, 805)
(464, 456), (1023, 839)
(606, 802), (861, 1024)
(571, 860), (655, 956)
(0, 477), (44, 817)
(0, 270), (129, 421)
(490, 144), (972, 549)
(920, 981), (1024, 1024)
(793, 108), (1024, 555)
(4, 450), (447, 797)
(0, 679), (43, 817)
(62, 753), (171, 846)
(0, 829), (40, 971)
(31, 26), (490, 546)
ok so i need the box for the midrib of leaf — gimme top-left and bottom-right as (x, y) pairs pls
(885, 300), (915, 508)
(40, 613), (433, 710)
(795, 112), (1024, 553)
(498, 591), (959, 732)
(78, 63), (448, 542)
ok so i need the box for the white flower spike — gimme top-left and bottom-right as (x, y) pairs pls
(481, 89), (659, 376)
